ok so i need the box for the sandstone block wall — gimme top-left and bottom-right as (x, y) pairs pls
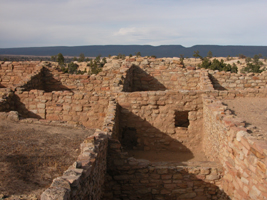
(0, 61), (42, 89)
(106, 57), (202, 91)
(41, 99), (118, 200)
(131, 64), (201, 91)
(42, 67), (126, 93)
(102, 100), (228, 200)
(104, 153), (227, 200)
(14, 90), (110, 129)
(41, 130), (108, 200)
(117, 91), (203, 153)
(199, 70), (214, 90)
(209, 70), (267, 90)
(1, 59), (267, 200)
(202, 91), (267, 199)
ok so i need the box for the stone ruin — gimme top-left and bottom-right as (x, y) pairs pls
(0, 57), (267, 200)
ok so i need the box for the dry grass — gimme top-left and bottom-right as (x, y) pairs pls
(0, 120), (94, 199)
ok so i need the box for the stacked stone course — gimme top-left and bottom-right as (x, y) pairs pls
(14, 90), (110, 128)
(209, 70), (267, 90)
(0, 61), (42, 89)
(203, 90), (267, 199)
(117, 90), (204, 152)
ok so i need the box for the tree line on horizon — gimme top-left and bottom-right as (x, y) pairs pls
(48, 50), (267, 75)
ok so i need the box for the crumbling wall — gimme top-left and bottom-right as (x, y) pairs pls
(41, 130), (108, 200)
(209, 70), (267, 90)
(0, 88), (15, 111)
(117, 91), (203, 152)
(202, 90), (267, 199)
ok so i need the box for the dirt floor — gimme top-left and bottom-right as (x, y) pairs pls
(127, 150), (208, 165)
(0, 120), (94, 200)
(224, 97), (267, 139)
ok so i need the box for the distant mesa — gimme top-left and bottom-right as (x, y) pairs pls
(1, 45), (267, 57)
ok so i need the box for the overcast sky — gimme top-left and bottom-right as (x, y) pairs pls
(0, 0), (266, 48)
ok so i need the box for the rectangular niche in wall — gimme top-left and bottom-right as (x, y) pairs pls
(175, 111), (189, 128)
(121, 127), (137, 150)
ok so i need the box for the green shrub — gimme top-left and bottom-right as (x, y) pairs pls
(242, 54), (265, 73)
(199, 58), (238, 73)
(68, 62), (79, 74)
(87, 56), (107, 75)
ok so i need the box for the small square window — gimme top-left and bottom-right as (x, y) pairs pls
(175, 111), (189, 128)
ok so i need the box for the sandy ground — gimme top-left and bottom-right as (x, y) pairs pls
(0, 121), (94, 200)
(224, 97), (267, 139)
(127, 150), (208, 165)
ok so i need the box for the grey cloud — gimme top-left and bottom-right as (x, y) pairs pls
(0, 0), (267, 47)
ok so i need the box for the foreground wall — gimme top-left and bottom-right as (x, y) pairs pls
(103, 99), (228, 200)
(203, 90), (267, 199)
(104, 154), (226, 200)
(41, 100), (118, 200)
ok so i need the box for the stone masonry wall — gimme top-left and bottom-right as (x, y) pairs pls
(104, 153), (227, 200)
(209, 70), (267, 90)
(202, 91), (267, 199)
(131, 60), (201, 91)
(104, 57), (202, 91)
(41, 100), (118, 200)
(41, 129), (108, 200)
(42, 67), (126, 93)
(117, 91), (203, 153)
(14, 90), (110, 129)
(0, 61), (42, 89)
(2, 59), (267, 200)
(103, 100), (229, 200)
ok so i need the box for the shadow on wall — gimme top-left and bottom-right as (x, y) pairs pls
(131, 65), (167, 91)
(42, 68), (72, 92)
(119, 109), (194, 163)
(208, 74), (227, 90)
(0, 83), (6, 88)
(104, 107), (230, 199)
(13, 94), (42, 119)
(103, 165), (230, 200)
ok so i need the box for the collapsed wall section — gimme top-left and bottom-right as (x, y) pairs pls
(202, 89), (267, 199)
(0, 88), (15, 112)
